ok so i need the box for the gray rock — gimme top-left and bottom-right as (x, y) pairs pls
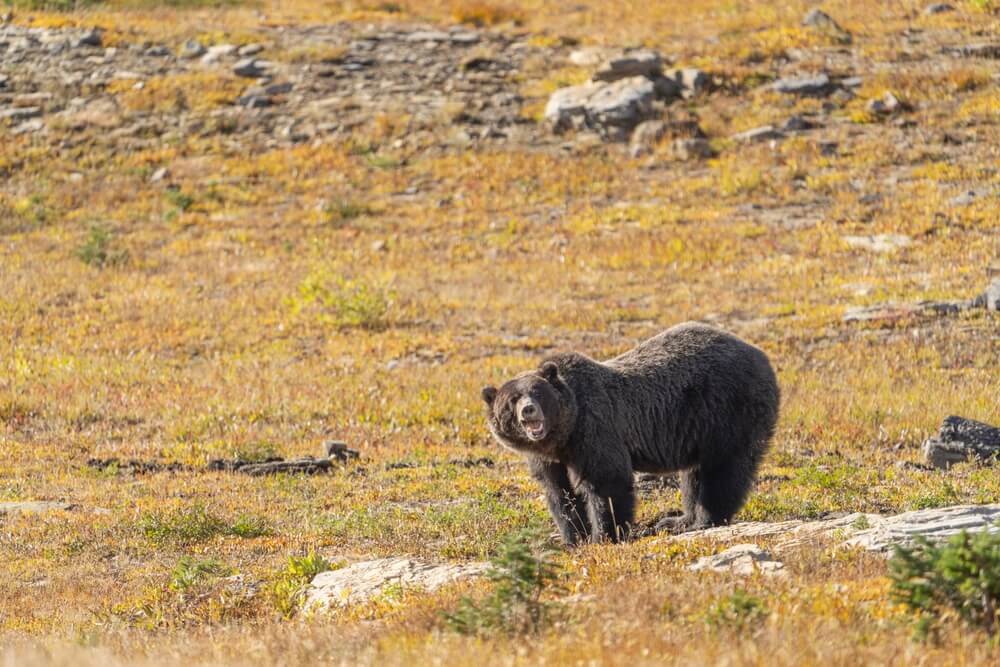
(0, 501), (76, 515)
(975, 278), (1000, 311)
(201, 44), (238, 64)
(449, 32), (480, 45)
(668, 68), (708, 97)
(233, 58), (270, 78)
(75, 29), (102, 48)
(688, 544), (785, 576)
(629, 119), (669, 157)
(592, 50), (662, 82)
(0, 74), (8, 89)
(238, 94), (271, 108)
(568, 46), (613, 67)
(673, 137), (714, 160)
(0, 107), (42, 122)
(731, 125), (785, 143)
(771, 74), (835, 96)
(179, 39), (207, 59)
(866, 91), (905, 115)
(305, 557), (487, 610)
(12, 118), (44, 135)
(782, 115), (817, 131)
(144, 45), (170, 57)
(923, 416), (1000, 469)
(237, 43), (264, 56)
(924, 3), (955, 14)
(802, 8), (852, 43)
(651, 74), (682, 101)
(405, 30), (451, 43)
(13, 92), (53, 108)
(841, 76), (864, 88)
(150, 167), (169, 182)
(842, 233), (912, 252)
(545, 76), (657, 141)
(949, 190), (979, 206)
(948, 43), (1000, 59)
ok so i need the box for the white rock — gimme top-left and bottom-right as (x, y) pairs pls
(305, 557), (487, 610)
(689, 543), (785, 576)
(568, 46), (613, 67)
(592, 50), (662, 82)
(731, 125), (785, 143)
(545, 76), (657, 141)
(0, 501), (76, 515)
(842, 233), (912, 252)
(201, 44), (237, 64)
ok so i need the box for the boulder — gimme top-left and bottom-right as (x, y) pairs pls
(771, 74), (835, 96)
(592, 50), (662, 82)
(923, 416), (1000, 469)
(305, 557), (487, 609)
(545, 76), (657, 141)
(688, 544), (785, 576)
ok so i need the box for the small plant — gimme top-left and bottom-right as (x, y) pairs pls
(165, 188), (195, 212)
(169, 557), (230, 593)
(889, 526), (1000, 639)
(451, 1), (525, 27)
(705, 589), (768, 632)
(230, 514), (273, 539)
(76, 225), (128, 268)
(291, 268), (393, 330)
(140, 505), (270, 545)
(271, 550), (336, 618)
(323, 198), (372, 226)
(444, 528), (562, 636)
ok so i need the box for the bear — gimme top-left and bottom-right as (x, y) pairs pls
(481, 322), (779, 545)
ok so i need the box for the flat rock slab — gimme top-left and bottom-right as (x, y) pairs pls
(667, 504), (1000, 553)
(545, 76), (657, 141)
(305, 557), (487, 609)
(0, 501), (76, 515)
(688, 543), (785, 576)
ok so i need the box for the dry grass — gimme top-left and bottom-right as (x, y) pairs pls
(3, 0), (1000, 664)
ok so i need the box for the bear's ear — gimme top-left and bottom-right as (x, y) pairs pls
(481, 386), (498, 406)
(539, 361), (560, 384)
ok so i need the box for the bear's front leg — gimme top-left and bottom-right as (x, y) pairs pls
(573, 464), (635, 543)
(528, 459), (590, 546)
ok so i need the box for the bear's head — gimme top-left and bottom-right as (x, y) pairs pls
(481, 361), (576, 457)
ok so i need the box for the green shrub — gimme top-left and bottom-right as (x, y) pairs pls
(271, 550), (337, 618)
(291, 268), (393, 330)
(889, 526), (1000, 639)
(76, 225), (128, 267)
(169, 557), (231, 593)
(444, 528), (561, 636)
(705, 589), (768, 632)
(140, 505), (270, 545)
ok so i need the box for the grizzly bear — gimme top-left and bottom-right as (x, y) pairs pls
(481, 322), (779, 545)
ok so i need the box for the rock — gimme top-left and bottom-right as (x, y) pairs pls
(233, 58), (270, 78)
(668, 504), (1000, 553)
(592, 50), (662, 82)
(179, 39), (207, 59)
(0, 107), (42, 122)
(0, 501), (76, 515)
(13, 92), (53, 108)
(12, 119), (44, 135)
(405, 30), (451, 43)
(545, 76), (657, 141)
(75, 29), (102, 48)
(629, 119), (670, 157)
(842, 233), (911, 252)
(688, 544), (785, 576)
(731, 125), (785, 143)
(323, 440), (360, 461)
(771, 74), (835, 96)
(866, 92), (907, 115)
(802, 8), (852, 44)
(0, 75), (8, 89)
(651, 74), (682, 101)
(781, 115), (817, 132)
(843, 300), (968, 323)
(673, 137), (714, 160)
(948, 43), (1000, 59)
(975, 278), (1000, 311)
(568, 46), (613, 67)
(238, 94), (271, 109)
(668, 68), (708, 98)
(923, 416), (1000, 469)
(238, 43), (264, 56)
(949, 190), (980, 206)
(201, 44), (238, 64)
(144, 45), (170, 57)
(150, 167), (169, 183)
(449, 32), (480, 46)
(924, 3), (955, 14)
(305, 557), (487, 609)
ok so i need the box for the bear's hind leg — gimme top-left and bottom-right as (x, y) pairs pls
(654, 469), (700, 534)
(693, 455), (757, 528)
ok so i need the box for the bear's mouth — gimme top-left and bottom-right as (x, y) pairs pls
(522, 419), (547, 441)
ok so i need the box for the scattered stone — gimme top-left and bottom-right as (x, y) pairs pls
(840, 76), (864, 88)
(75, 29), (102, 48)
(731, 125), (785, 143)
(866, 91), (907, 115)
(179, 40), (207, 59)
(13, 92), (53, 108)
(668, 68), (709, 98)
(629, 119), (670, 157)
(667, 504), (1000, 553)
(238, 94), (271, 109)
(673, 137), (714, 160)
(923, 416), (1000, 469)
(781, 115), (818, 132)
(568, 46), (613, 67)
(949, 190), (980, 206)
(0, 107), (42, 122)
(771, 73), (835, 96)
(973, 278), (1000, 311)
(651, 74), (682, 101)
(150, 167), (169, 183)
(947, 43), (1000, 59)
(592, 50), (662, 83)
(842, 233), (911, 252)
(545, 76), (657, 141)
(0, 501), (76, 515)
(86, 458), (188, 475)
(0, 75), (8, 89)
(405, 30), (451, 43)
(305, 557), (487, 609)
(322, 440), (360, 461)
(202, 44), (238, 64)
(233, 58), (270, 78)
(688, 544), (785, 576)
(12, 119), (44, 135)
(449, 32), (480, 46)
(144, 45), (170, 57)
(238, 43), (264, 57)
(924, 3), (955, 14)
(802, 8), (852, 44)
